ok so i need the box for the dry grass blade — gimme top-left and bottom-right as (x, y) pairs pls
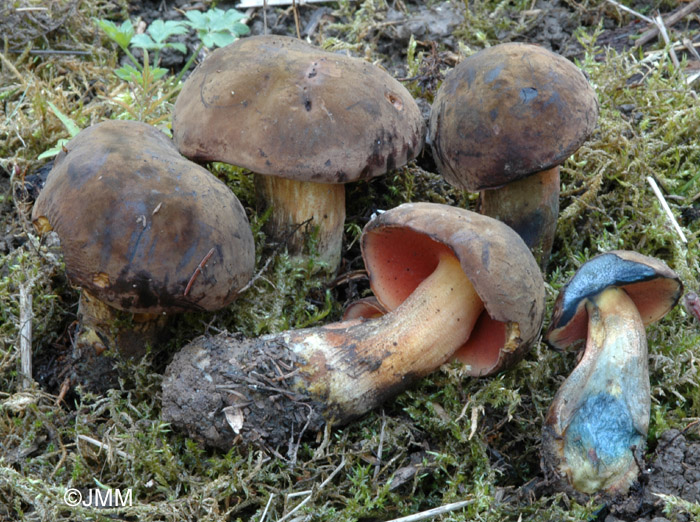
(384, 499), (475, 522)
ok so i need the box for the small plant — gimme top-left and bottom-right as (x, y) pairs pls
(96, 7), (250, 86)
(38, 102), (81, 160)
(129, 19), (188, 66)
(183, 8), (250, 48)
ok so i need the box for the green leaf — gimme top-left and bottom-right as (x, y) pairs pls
(231, 23), (250, 36)
(207, 31), (238, 49)
(130, 33), (158, 50)
(147, 19), (188, 45)
(184, 8), (249, 48)
(167, 42), (187, 54)
(115, 64), (142, 82)
(95, 18), (134, 49)
(183, 10), (207, 29)
(149, 67), (169, 81)
(38, 139), (69, 160)
(46, 101), (80, 137)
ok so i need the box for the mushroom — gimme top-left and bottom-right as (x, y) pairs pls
(161, 202), (545, 448)
(342, 296), (386, 321)
(428, 42), (599, 268)
(31, 120), (255, 389)
(172, 35), (425, 271)
(541, 250), (682, 494)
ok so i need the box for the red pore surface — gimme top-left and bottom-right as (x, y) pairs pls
(454, 313), (506, 375)
(364, 226), (508, 375)
(363, 227), (454, 310)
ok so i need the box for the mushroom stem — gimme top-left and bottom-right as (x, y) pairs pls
(255, 175), (345, 271)
(296, 252), (483, 418)
(480, 166), (560, 269)
(543, 286), (650, 494)
(161, 252), (484, 448)
(72, 291), (169, 391)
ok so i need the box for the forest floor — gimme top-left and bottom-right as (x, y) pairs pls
(0, 0), (699, 521)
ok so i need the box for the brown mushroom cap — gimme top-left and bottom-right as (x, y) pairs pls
(361, 202), (545, 375)
(429, 42), (599, 191)
(546, 250), (683, 350)
(32, 120), (255, 314)
(172, 35), (425, 183)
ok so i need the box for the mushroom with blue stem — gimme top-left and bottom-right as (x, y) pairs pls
(542, 250), (682, 494)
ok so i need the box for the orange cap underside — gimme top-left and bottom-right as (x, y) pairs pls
(364, 227), (506, 374)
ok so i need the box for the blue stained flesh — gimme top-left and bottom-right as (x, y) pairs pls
(565, 392), (643, 468)
(558, 254), (657, 327)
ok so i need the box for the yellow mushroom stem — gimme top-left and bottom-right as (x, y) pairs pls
(285, 251), (484, 419)
(77, 290), (168, 359)
(161, 252), (486, 447)
(543, 286), (650, 494)
(255, 175), (345, 271)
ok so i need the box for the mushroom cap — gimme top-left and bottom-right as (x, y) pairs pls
(429, 42), (599, 191)
(361, 202), (545, 375)
(172, 35), (425, 183)
(32, 120), (255, 314)
(546, 250), (683, 350)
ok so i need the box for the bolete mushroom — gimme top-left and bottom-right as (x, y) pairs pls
(161, 202), (545, 448)
(429, 42), (599, 268)
(31, 120), (255, 388)
(172, 35), (425, 271)
(541, 250), (682, 494)
(342, 296), (386, 321)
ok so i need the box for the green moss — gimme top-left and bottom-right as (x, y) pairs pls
(1, 0), (699, 520)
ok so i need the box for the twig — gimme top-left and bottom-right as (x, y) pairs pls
(634, 0), (700, 48)
(292, 0), (302, 39)
(646, 177), (688, 243)
(259, 492), (274, 522)
(654, 13), (680, 69)
(605, 0), (653, 24)
(683, 38), (700, 62)
(278, 456), (346, 522)
(286, 490), (312, 498)
(373, 414), (386, 480)
(263, 0), (268, 35)
(0, 51), (27, 86)
(77, 434), (131, 460)
(9, 49), (91, 56)
(55, 377), (71, 406)
(384, 499), (475, 522)
(184, 247), (216, 296)
(19, 282), (33, 389)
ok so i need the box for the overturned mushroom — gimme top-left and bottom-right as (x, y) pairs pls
(429, 43), (599, 268)
(31, 120), (255, 389)
(172, 35), (425, 271)
(542, 251), (682, 494)
(161, 202), (544, 448)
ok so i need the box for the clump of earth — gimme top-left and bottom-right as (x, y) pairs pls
(603, 428), (700, 522)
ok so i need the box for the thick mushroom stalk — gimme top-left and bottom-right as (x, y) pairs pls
(254, 176), (346, 269)
(543, 287), (649, 494)
(429, 43), (599, 269)
(479, 166), (560, 263)
(541, 250), (682, 495)
(31, 120), (255, 392)
(172, 35), (425, 273)
(162, 252), (483, 448)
